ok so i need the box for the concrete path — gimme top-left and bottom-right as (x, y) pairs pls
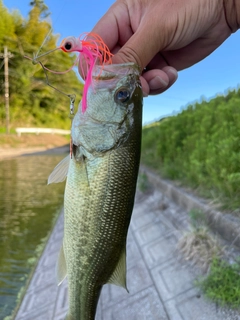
(15, 187), (240, 320)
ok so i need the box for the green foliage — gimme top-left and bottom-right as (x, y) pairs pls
(188, 209), (208, 230)
(141, 88), (240, 211)
(137, 172), (149, 192)
(0, 0), (83, 130)
(196, 258), (240, 308)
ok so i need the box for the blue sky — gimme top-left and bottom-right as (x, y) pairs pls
(3, 0), (240, 124)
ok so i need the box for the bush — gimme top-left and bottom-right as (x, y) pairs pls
(141, 88), (240, 211)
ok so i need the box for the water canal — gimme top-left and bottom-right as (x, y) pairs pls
(0, 153), (66, 319)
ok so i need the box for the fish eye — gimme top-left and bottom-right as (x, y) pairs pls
(114, 88), (131, 104)
(64, 42), (72, 51)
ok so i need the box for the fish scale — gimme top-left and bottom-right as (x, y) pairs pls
(65, 147), (140, 318)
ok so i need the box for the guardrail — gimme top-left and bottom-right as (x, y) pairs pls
(15, 127), (71, 137)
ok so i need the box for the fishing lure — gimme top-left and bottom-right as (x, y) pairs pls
(59, 32), (113, 112)
(26, 32), (113, 157)
(28, 32), (113, 112)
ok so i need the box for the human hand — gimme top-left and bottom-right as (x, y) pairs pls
(92, 0), (239, 96)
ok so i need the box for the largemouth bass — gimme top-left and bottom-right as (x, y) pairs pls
(49, 62), (143, 319)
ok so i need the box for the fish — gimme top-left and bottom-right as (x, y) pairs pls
(48, 62), (143, 320)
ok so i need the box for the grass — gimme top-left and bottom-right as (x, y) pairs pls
(178, 226), (224, 272)
(137, 172), (150, 193)
(178, 209), (224, 272)
(196, 258), (240, 308)
(179, 208), (240, 308)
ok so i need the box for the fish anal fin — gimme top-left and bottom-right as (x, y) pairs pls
(56, 243), (67, 286)
(107, 247), (128, 292)
(48, 155), (70, 185)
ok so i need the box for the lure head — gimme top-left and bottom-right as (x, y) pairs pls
(60, 36), (82, 53)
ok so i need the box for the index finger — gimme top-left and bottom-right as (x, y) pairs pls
(91, 2), (135, 56)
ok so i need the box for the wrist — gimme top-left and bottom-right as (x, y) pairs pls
(223, 0), (240, 32)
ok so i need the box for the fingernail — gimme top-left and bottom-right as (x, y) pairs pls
(149, 76), (168, 90)
(168, 67), (178, 79)
(143, 91), (148, 97)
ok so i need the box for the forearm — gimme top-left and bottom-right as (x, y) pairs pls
(223, 0), (240, 32)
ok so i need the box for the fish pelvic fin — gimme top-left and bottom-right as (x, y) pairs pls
(48, 155), (70, 184)
(56, 243), (67, 286)
(107, 246), (128, 292)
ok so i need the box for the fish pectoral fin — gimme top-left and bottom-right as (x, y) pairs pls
(48, 155), (70, 184)
(107, 246), (128, 292)
(56, 243), (67, 286)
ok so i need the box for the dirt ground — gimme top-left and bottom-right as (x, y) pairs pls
(0, 134), (69, 160)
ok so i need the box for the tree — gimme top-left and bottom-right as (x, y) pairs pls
(0, 0), (83, 129)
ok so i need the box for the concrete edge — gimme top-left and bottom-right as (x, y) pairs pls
(140, 165), (240, 248)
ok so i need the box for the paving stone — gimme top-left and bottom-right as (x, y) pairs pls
(19, 283), (58, 313)
(164, 287), (240, 320)
(126, 231), (142, 268)
(131, 208), (157, 231)
(29, 265), (58, 290)
(15, 187), (240, 320)
(167, 289), (240, 320)
(53, 313), (67, 320)
(46, 239), (62, 254)
(141, 230), (179, 269)
(161, 206), (189, 231)
(100, 259), (152, 309)
(151, 259), (195, 301)
(102, 286), (168, 320)
(100, 284), (129, 309)
(134, 215), (172, 246)
(53, 281), (68, 316)
(127, 259), (153, 293)
(39, 249), (59, 268)
(15, 304), (54, 320)
(95, 298), (103, 320)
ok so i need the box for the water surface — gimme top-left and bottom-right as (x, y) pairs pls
(0, 154), (66, 319)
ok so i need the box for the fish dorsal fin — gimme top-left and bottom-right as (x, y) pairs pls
(107, 246), (128, 292)
(56, 243), (67, 286)
(48, 155), (70, 184)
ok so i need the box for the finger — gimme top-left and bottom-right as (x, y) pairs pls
(92, 3), (166, 70)
(144, 25), (231, 71)
(142, 66), (178, 96)
(139, 76), (149, 97)
(112, 28), (160, 70)
(91, 2), (134, 51)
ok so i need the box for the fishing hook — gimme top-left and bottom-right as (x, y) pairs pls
(36, 60), (76, 159)
(32, 47), (60, 64)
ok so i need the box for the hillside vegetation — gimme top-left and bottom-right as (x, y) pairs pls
(0, 0), (83, 130)
(141, 87), (240, 211)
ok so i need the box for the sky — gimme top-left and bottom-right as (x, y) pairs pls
(3, 0), (240, 124)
